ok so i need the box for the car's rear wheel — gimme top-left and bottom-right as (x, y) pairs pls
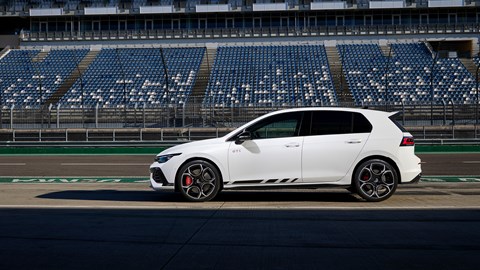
(353, 159), (398, 202)
(177, 160), (221, 202)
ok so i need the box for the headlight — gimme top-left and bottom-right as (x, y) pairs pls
(154, 153), (181, 163)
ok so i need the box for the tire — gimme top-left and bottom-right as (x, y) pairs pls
(353, 159), (398, 202)
(177, 160), (221, 202)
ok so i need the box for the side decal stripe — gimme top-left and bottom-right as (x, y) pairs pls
(226, 178), (299, 186)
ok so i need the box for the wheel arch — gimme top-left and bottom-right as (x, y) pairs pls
(174, 157), (224, 192)
(351, 155), (401, 185)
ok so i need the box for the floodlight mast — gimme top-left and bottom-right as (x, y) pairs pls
(476, 52), (480, 125)
(115, 48), (127, 127)
(384, 42), (393, 111)
(159, 47), (169, 105)
(71, 50), (85, 127)
(29, 50), (44, 129)
(430, 41), (442, 126)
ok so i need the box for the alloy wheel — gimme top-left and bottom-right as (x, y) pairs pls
(354, 160), (398, 202)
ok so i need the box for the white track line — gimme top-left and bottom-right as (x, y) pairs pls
(0, 163), (26, 166)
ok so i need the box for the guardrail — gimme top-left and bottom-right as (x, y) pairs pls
(416, 139), (480, 145)
(0, 127), (234, 142)
(0, 125), (479, 142)
(1, 102), (479, 129)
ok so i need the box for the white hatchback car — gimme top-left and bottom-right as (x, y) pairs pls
(150, 108), (421, 202)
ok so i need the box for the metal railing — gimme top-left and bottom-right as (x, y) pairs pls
(20, 24), (480, 42)
(0, 101), (479, 130)
(1, 125), (479, 142)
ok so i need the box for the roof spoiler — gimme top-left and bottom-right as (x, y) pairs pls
(388, 111), (401, 118)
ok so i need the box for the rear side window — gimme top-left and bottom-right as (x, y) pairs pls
(309, 111), (372, 136)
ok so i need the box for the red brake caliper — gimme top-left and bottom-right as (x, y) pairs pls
(185, 175), (193, 186)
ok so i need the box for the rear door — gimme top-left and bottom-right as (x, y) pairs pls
(302, 111), (372, 183)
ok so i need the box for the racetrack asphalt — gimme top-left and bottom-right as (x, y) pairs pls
(0, 152), (479, 269)
(0, 153), (479, 177)
(0, 182), (480, 270)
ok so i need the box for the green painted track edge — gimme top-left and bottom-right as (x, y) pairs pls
(0, 176), (479, 183)
(0, 147), (168, 155)
(416, 145), (480, 153)
(0, 177), (148, 183)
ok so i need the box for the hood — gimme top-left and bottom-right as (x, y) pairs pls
(157, 138), (226, 156)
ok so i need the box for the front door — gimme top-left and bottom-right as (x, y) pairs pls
(228, 111), (304, 184)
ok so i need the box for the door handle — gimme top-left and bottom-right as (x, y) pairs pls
(285, 143), (300, 148)
(346, 139), (362, 144)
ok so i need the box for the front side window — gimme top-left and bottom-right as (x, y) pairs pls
(246, 112), (303, 139)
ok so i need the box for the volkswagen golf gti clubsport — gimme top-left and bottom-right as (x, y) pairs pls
(149, 108), (422, 202)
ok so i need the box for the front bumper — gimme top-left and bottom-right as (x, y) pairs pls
(149, 167), (175, 191)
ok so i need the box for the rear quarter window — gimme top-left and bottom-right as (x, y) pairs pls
(353, 113), (373, 133)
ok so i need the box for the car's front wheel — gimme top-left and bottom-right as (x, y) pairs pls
(353, 159), (398, 202)
(177, 160), (221, 202)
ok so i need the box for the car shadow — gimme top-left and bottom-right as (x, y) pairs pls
(216, 190), (360, 202)
(37, 189), (360, 203)
(37, 190), (184, 202)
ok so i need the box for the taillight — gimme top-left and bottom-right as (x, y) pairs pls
(400, 136), (415, 146)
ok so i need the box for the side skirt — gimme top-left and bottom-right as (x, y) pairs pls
(223, 183), (351, 191)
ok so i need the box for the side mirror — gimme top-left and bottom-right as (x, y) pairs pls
(235, 131), (252, 145)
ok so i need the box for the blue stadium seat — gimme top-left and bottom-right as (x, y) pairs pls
(203, 44), (337, 107)
(58, 47), (205, 108)
(339, 43), (476, 106)
(0, 49), (88, 109)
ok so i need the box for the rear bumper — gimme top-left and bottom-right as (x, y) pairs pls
(399, 153), (422, 184)
(402, 173), (422, 184)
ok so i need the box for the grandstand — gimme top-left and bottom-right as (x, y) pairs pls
(204, 44), (337, 107)
(339, 42), (478, 106)
(0, 48), (88, 108)
(0, 0), (479, 132)
(58, 47), (205, 108)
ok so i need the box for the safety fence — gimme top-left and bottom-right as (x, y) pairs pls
(0, 101), (479, 130)
(21, 23), (480, 42)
